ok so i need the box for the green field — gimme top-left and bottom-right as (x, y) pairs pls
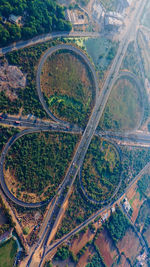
(41, 50), (95, 126)
(99, 76), (143, 131)
(81, 137), (121, 202)
(5, 132), (79, 203)
(0, 239), (17, 267)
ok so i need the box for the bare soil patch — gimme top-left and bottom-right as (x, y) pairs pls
(0, 59), (26, 101)
(126, 185), (144, 223)
(95, 228), (119, 267)
(70, 229), (95, 255)
(117, 227), (142, 265)
(77, 246), (95, 267)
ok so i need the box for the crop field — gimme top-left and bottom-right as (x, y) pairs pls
(117, 227), (142, 265)
(99, 76), (143, 131)
(81, 137), (121, 203)
(41, 50), (95, 126)
(4, 132), (79, 203)
(0, 238), (17, 267)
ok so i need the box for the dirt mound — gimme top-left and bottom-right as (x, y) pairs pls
(0, 59), (26, 100)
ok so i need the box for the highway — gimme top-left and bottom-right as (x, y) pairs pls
(0, 31), (101, 56)
(36, 44), (98, 124)
(31, 0), (148, 265)
(0, 0), (148, 265)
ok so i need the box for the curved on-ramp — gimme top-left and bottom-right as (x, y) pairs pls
(36, 44), (99, 124)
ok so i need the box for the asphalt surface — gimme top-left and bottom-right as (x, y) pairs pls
(0, 31), (101, 56)
(0, 0), (148, 264)
(36, 44), (98, 124)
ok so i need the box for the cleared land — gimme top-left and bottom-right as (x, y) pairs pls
(95, 228), (118, 267)
(117, 227), (142, 265)
(4, 132), (79, 203)
(41, 50), (95, 126)
(81, 137), (121, 202)
(99, 75), (143, 131)
(0, 238), (17, 267)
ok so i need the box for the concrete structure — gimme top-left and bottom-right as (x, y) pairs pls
(9, 15), (22, 25)
(123, 197), (131, 212)
(105, 16), (123, 30)
(65, 9), (86, 26)
(92, 0), (103, 21)
(106, 11), (123, 20)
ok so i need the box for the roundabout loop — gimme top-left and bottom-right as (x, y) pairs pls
(36, 44), (98, 125)
(0, 44), (99, 207)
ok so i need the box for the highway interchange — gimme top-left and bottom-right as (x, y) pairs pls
(0, 0), (149, 265)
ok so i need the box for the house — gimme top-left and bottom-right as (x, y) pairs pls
(123, 197), (131, 212)
(9, 14), (22, 25)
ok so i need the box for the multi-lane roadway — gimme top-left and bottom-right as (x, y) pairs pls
(0, 0), (148, 265)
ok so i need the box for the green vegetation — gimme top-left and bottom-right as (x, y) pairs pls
(81, 137), (121, 202)
(0, 195), (15, 236)
(0, 238), (17, 267)
(5, 132), (79, 202)
(99, 76), (143, 131)
(84, 37), (118, 79)
(86, 251), (104, 267)
(54, 245), (71, 261)
(137, 174), (150, 198)
(23, 226), (29, 235)
(106, 207), (130, 243)
(121, 42), (141, 78)
(0, 126), (19, 153)
(55, 177), (100, 240)
(4, 39), (60, 117)
(0, 91), (22, 115)
(0, 0), (71, 47)
(41, 50), (95, 126)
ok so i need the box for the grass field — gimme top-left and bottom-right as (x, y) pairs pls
(81, 137), (121, 202)
(0, 238), (17, 267)
(41, 50), (95, 126)
(99, 76), (143, 131)
(5, 132), (79, 203)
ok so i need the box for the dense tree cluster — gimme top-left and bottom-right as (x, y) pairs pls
(106, 207), (130, 243)
(5, 132), (78, 200)
(0, 196), (15, 236)
(0, 0), (72, 46)
(81, 137), (121, 202)
(0, 126), (19, 152)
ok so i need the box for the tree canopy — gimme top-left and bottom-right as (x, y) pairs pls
(0, 0), (72, 46)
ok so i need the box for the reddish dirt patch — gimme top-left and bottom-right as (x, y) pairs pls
(117, 227), (142, 264)
(95, 228), (119, 267)
(77, 246), (95, 267)
(70, 229), (95, 255)
(117, 254), (130, 267)
(126, 185), (144, 223)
